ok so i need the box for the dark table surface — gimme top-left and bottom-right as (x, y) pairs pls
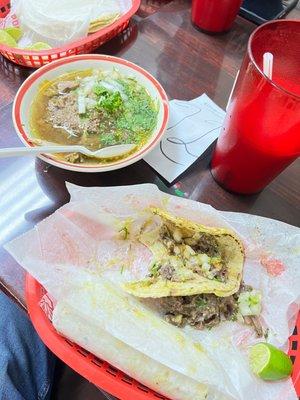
(0, 1), (299, 399)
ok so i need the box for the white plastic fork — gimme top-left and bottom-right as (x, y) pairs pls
(0, 144), (137, 159)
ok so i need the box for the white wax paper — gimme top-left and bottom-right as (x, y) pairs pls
(4, 183), (299, 400)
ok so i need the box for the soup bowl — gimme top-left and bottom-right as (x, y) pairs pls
(13, 54), (169, 173)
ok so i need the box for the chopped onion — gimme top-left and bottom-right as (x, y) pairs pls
(101, 79), (128, 100)
(85, 98), (97, 109)
(77, 96), (86, 114)
(238, 290), (262, 316)
(81, 77), (97, 95)
(198, 254), (210, 264)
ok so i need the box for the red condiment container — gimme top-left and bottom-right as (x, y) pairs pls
(191, 0), (243, 33)
(211, 20), (300, 194)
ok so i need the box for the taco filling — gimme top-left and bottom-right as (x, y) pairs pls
(120, 208), (263, 336)
(124, 208), (244, 298)
(150, 225), (228, 283)
(159, 283), (264, 337)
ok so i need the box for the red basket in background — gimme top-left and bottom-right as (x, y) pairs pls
(0, 0), (10, 17)
(0, 0), (140, 68)
(25, 274), (300, 400)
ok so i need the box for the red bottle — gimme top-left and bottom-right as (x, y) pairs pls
(211, 20), (300, 194)
(191, 0), (243, 33)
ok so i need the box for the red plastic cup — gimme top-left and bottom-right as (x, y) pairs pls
(191, 0), (243, 33)
(211, 20), (300, 194)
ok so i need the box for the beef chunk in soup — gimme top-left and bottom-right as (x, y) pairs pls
(47, 91), (103, 140)
(57, 81), (79, 93)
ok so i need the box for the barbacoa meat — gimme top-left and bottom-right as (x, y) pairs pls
(161, 293), (236, 330)
(160, 283), (264, 337)
(57, 81), (79, 93)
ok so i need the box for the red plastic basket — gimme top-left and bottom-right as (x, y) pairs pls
(0, 0), (140, 68)
(25, 274), (300, 399)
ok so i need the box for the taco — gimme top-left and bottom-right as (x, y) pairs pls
(123, 207), (244, 298)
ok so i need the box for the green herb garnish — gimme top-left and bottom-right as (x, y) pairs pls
(150, 263), (161, 277)
(92, 75), (158, 148)
(249, 294), (260, 306)
(195, 297), (207, 308)
(94, 85), (123, 112)
(119, 226), (129, 240)
(115, 78), (158, 135)
(100, 132), (119, 146)
(230, 313), (238, 322)
(213, 276), (223, 282)
(99, 91), (122, 112)
(94, 85), (108, 97)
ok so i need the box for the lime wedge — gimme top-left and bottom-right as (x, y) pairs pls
(25, 42), (52, 51)
(249, 343), (293, 381)
(4, 27), (22, 41)
(0, 30), (17, 47)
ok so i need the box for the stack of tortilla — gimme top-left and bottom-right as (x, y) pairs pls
(89, 0), (121, 33)
(15, 0), (123, 47)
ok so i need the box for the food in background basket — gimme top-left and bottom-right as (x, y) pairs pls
(88, 13), (121, 34)
(0, 28), (18, 47)
(15, 0), (123, 47)
(3, 27), (22, 41)
(29, 68), (159, 164)
(0, 0), (128, 50)
(24, 42), (52, 51)
(0, 27), (52, 50)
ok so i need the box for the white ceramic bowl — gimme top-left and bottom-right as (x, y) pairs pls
(13, 54), (169, 172)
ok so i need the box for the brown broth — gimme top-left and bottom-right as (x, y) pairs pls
(29, 69), (158, 165)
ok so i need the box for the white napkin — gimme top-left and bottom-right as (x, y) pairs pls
(144, 94), (225, 183)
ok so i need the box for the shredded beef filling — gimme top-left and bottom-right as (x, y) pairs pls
(161, 293), (237, 330)
(190, 233), (219, 257)
(160, 283), (263, 337)
(149, 223), (227, 282)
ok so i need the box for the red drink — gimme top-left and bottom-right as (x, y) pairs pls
(211, 20), (300, 194)
(191, 0), (243, 33)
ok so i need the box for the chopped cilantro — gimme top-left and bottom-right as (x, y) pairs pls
(119, 226), (129, 240)
(150, 263), (161, 277)
(93, 74), (158, 149)
(94, 85), (123, 113)
(115, 78), (158, 135)
(94, 85), (108, 97)
(195, 297), (207, 308)
(100, 132), (118, 147)
(249, 294), (260, 306)
(101, 92), (123, 112)
(230, 313), (238, 322)
(95, 91), (123, 113)
(213, 276), (222, 282)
